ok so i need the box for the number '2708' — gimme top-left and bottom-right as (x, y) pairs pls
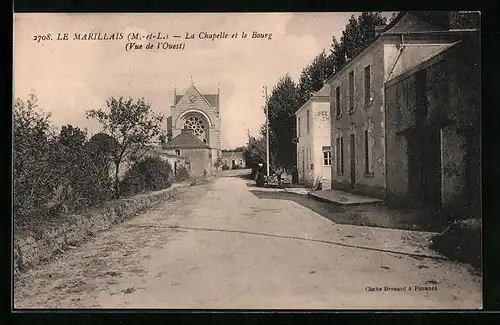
(33, 33), (52, 42)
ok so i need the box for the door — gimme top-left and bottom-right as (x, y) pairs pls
(407, 127), (442, 210)
(407, 129), (424, 207)
(301, 149), (305, 184)
(423, 128), (441, 210)
(350, 134), (356, 189)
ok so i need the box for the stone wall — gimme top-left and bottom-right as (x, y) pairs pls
(385, 32), (480, 215)
(181, 148), (212, 177)
(329, 41), (387, 197)
(14, 183), (189, 275)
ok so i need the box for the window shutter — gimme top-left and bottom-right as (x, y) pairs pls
(364, 65), (371, 105)
(349, 71), (355, 111)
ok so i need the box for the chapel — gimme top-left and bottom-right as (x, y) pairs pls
(163, 82), (221, 177)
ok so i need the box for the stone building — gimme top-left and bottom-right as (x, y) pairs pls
(325, 11), (476, 199)
(163, 129), (212, 177)
(295, 84), (332, 189)
(221, 150), (246, 169)
(385, 30), (480, 217)
(166, 82), (221, 168)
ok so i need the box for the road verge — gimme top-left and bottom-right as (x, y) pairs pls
(14, 182), (190, 275)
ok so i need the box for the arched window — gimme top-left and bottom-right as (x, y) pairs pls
(183, 114), (206, 142)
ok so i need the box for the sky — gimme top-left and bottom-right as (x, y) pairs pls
(13, 12), (393, 149)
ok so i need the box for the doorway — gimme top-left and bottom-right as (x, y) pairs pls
(407, 127), (442, 210)
(301, 149), (305, 184)
(350, 134), (356, 189)
(423, 128), (442, 210)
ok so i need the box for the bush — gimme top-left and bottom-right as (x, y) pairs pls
(430, 218), (481, 269)
(13, 96), (116, 230)
(120, 156), (172, 196)
(175, 165), (190, 182)
(222, 165), (230, 170)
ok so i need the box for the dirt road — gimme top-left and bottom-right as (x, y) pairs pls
(14, 177), (482, 309)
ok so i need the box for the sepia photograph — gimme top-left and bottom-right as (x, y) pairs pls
(13, 11), (481, 309)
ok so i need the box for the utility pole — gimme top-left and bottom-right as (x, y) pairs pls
(264, 86), (270, 177)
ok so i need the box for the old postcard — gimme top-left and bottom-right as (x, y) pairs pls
(13, 12), (482, 309)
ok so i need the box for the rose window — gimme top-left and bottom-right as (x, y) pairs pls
(183, 115), (206, 140)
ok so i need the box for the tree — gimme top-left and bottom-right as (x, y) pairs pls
(55, 125), (88, 186)
(265, 74), (299, 170)
(13, 94), (55, 227)
(243, 135), (266, 168)
(85, 132), (118, 192)
(330, 12), (387, 70)
(297, 50), (335, 105)
(86, 97), (164, 198)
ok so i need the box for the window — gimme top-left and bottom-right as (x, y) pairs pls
(307, 110), (310, 134)
(349, 71), (355, 112)
(416, 69), (428, 119)
(298, 117), (301, 137)
(336, 137), (344, 175)
(175, 149), (180, 156)
(364, 65), (371, 106)
(186, 162), (191, 171)
(335, 86), (341, 117)
(323, 146), (332, 166)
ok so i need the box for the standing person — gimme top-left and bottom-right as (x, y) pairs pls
(292, 165), (298, 185)
(256, 163), (264, 187)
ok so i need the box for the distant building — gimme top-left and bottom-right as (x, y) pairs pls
(385, 31), (480, 217)
(165, 82), (221, 176)
(221, 150), (246, 169)
(295, 84), (332, 189)
(325, 11), (478, 199)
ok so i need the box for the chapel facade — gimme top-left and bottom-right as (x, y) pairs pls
(164, 83), (221, 176)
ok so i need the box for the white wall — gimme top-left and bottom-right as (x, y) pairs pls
(296, 101), (314, 186)
(296, 98), (332, 188)
(312, 101), (332, 189)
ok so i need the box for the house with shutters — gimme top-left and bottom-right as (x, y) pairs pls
(294, 83), (332, 189)
(325, 11), (476, 200)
